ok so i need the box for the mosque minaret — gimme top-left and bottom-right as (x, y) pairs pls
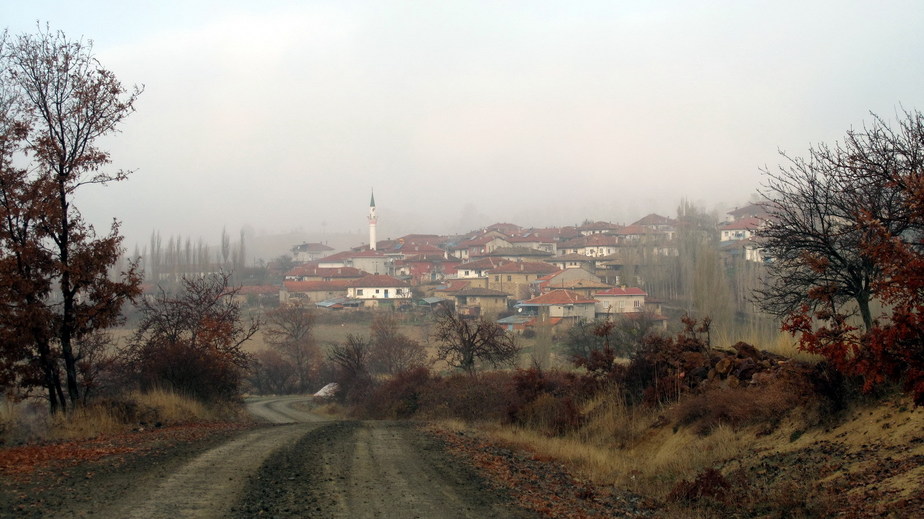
(368, 190), (377, 251)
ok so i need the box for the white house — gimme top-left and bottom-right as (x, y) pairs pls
(346, 274), (411, 308)
(593, 287), (647, 316)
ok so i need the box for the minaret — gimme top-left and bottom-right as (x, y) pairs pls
(368, 190), (377, 251)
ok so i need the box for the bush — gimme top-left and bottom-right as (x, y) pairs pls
(360, 366), (432, 419)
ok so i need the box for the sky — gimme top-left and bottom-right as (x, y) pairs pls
(4, 1), (924, 256)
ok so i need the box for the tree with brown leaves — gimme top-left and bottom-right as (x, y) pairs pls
(0, 26), (142, 412)
(760, 109), (924, 403)
(122, 273), (258, 403)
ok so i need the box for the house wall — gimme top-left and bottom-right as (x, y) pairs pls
(549, 303), (596, 320)
(594, 294), (645, 315)
(488, 272), (543, 299)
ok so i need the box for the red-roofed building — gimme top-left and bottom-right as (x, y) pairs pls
(285, 265), (367, 282)
(558, 234), (621, 257)
(448, 235), (511, 260)
(317, 249), (393, 276)
(593, 287), (648, 315)
(517, 289), (598, 325)
(487, 261), (560, 299)
(577, 221), (621, 236)
(282, 280), (351, 304)
(291, 242), (335, 263)
(719, 217), (764, 242)
(453, 257), (509, 279)
(346, 275), (411, 308)
(453, 287), (510, 318)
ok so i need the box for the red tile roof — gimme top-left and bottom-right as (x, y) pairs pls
(284, 280), (350, 292)
(720, 216), (764, 231)
(236, 285), (280, 295)
(632, 213), (676, 227)
(540, 278), (612, 291)
(523, 289), (597, 305)
(348, 274), (409, 288)
(489, 261), (560, 275)
(456, 257), (509, 270)
(434, 280), (471, 293)
(595, 287), (648, 296)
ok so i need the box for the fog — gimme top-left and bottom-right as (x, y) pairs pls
(6, 1), (924, 259)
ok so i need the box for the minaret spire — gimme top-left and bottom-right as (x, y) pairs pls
(368, 189), (377, 251)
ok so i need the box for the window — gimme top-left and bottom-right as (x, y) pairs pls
(634, 300), (641, 308)
(357, 289), (364, 296)
(495, 275), (499, 282)
(507, 275), (512, 282)
(464, 270), (470, 276)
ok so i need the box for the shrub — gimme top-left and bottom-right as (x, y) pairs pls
(360, 366), (432, 419)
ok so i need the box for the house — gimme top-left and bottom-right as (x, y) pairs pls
(487, 261), (561, 299)
(537, 276), (612, 298)
(719, 217), (764, 242)
(453, 257), (508, 280)
(725, 202), (772, 223)
(593, 287), (647, 316)
(577, 221), (621, 236)
(535, 268), (603, 292)
(284, 264), (367, 282)
(314, 249), (393, 275)
(228, 284), (281, 306)
(346, 274), (412, 309)
(558, 234), (621, 257)
(632, 213), (677, 234)
(484, 222), (523, 235)
(290, 242), (334, 263)
(516, 289), (598, 328)
(453, 287), (510, 318)
(481, 246), (553, 262)
(448, 235), (511, 260)
(547, 253), (596, 271)
(282, 280), (350, 305)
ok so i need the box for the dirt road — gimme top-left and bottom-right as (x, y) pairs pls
(90, 396), (534, 519)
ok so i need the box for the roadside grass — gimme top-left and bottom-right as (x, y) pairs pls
(1, 389), (234, 444)
(470, 391), (748, 498)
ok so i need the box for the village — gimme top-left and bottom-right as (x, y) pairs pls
(230, 193), (773, 336)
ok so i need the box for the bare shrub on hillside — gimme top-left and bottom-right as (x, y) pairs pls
(368, 313), (428, 375)
(327, 334), (373, 404)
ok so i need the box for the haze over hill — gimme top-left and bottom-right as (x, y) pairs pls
(6, 1), (924, 256)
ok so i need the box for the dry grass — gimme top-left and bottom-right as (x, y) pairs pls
(1, 389), (227, 444)
(713, 327), (824, 363)
(476, 391), (750, 498)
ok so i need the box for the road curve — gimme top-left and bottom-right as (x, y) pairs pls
(102, 395), (322, 519)
(246, 394), (327, 424)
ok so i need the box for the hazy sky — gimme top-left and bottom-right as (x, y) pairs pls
(5, 1), (924, 252)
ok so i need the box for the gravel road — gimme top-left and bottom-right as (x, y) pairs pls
(77, 396), (535, 519)
(230, 420), (538, 518)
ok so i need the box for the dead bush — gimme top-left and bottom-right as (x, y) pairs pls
(360, 366), (432, 419)
(670, 373), (809, 435)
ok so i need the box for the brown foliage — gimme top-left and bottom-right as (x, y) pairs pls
(121, 273), (257, 402)
(0, 26), (142, 411)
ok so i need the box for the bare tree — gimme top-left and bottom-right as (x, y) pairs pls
(264, 304), (318, 392)
(327, 334), (373, 402)
(368, 313), (427, 375)
(432, 306), (520, 374)
(755, 112), (915, 331)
